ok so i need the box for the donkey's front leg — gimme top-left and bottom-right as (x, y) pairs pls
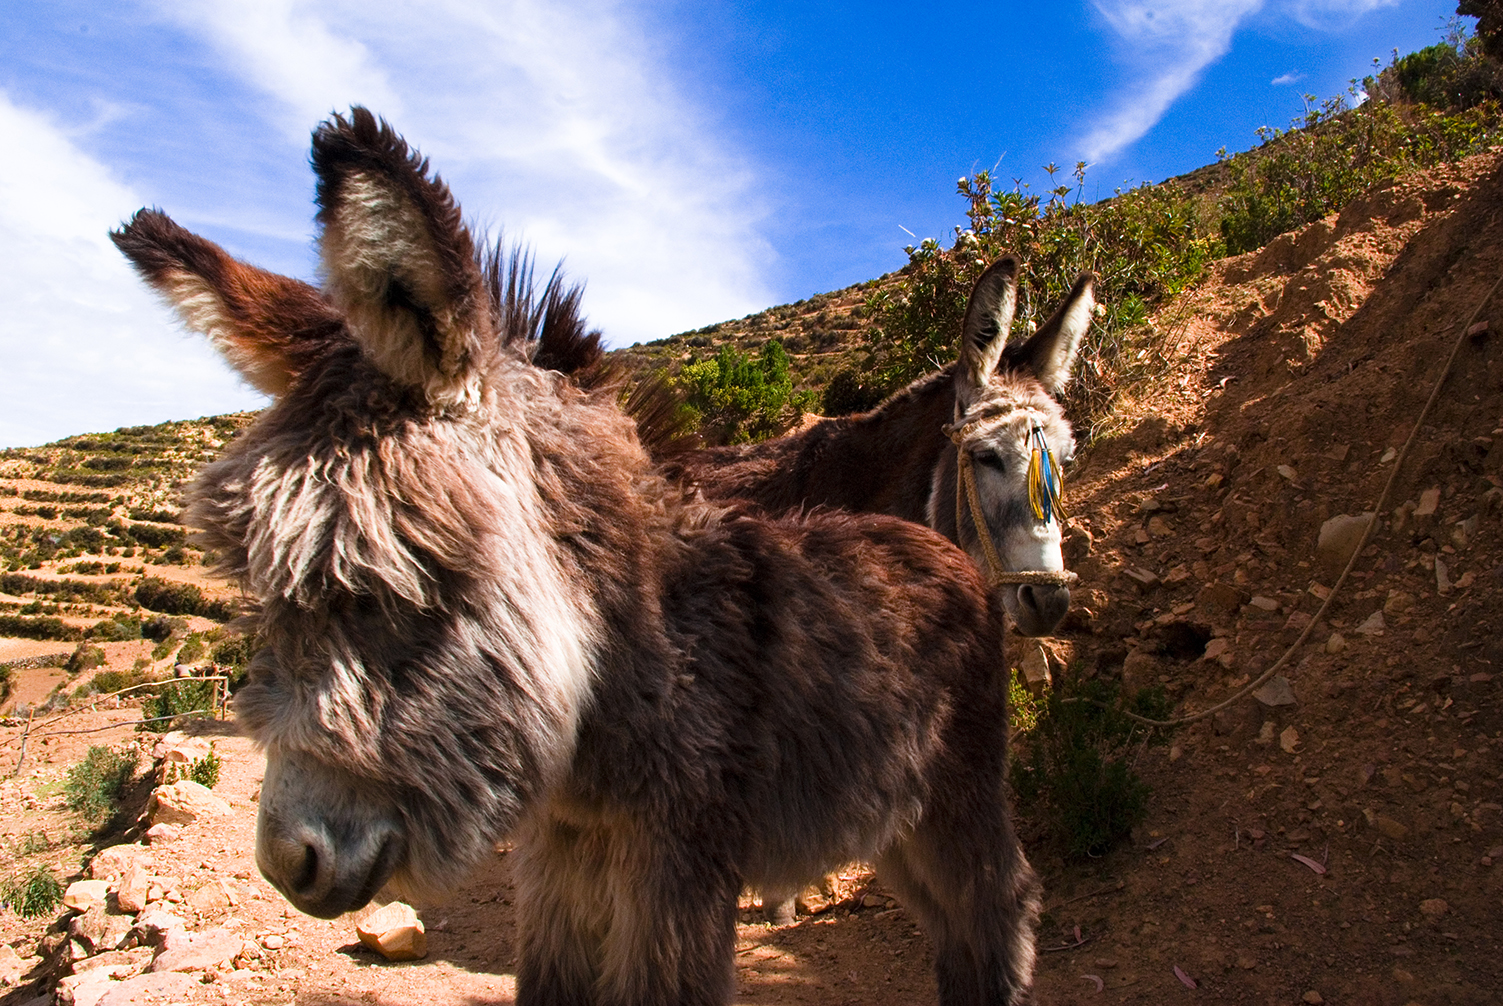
(596, 835), (741, 1006)
(514, 818), (611, 1006)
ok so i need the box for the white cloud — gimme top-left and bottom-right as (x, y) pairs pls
(1271, 71), (1304, 85)
(1079, 0), (1400, 162)
(153, 0), (774, 346)
(1080, 1), (1266, 161)
(0, 91), (267, 449)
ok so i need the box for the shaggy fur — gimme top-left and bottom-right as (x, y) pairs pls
(114, 107), (1039, 1006)
(666, 263), (1095, 638)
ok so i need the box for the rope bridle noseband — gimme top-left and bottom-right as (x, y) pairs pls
(943, 408), (1079, 591)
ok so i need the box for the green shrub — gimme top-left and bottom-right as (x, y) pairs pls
(127, 523), (184, 549)
(176, 633), (206, 665)
(674, 339), (818, 444)
(144, 680), (215, 724)
(82, 667), (150, 697)
(65, 745), (139, 821)
(165, 749), (221, 789)
(1010, 676), (1173, 859)
(135, 577), (202, 616)
(65, 643), (106, 674)
(1, 867), (63, 919)
(0, 615), (82, 642)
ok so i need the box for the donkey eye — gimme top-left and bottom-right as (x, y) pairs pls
(972, 450), (1004, 470)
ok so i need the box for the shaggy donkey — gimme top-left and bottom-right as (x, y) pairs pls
(114, 109), (1039, 1005)
(670, 262), (1094, 640)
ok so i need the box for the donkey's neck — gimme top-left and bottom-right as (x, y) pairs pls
(688, 368), (956, 522)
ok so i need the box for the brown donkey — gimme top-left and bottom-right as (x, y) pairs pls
(114, 109), (1039, 1006)
(671, 262), (1094, 639)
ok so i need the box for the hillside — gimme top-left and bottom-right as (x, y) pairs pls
(3, 150), (1503, 1006)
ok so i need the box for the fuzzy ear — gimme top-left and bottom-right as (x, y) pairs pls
(111, 210), (346, 397)
(1003, 271), (1095, 395)
(954, 256), (1019, 410)
(311, 107), (490, 409)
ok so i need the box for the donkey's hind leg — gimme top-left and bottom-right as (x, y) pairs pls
(877, 800), (1040, 1006)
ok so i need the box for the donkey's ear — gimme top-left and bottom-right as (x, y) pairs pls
(111, 210), (345, 397)
(311, 108), (490, 409)
(955, 257), (1018, 410)
(1003, 271), (1095, 395)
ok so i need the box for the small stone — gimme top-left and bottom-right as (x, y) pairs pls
(1414, 488), (1440, 518)
(115, 861), (150, 915)
(1093, 957), (1118, 968)
(186, 878), (238, 913)
(1419, 898), (1449, 917)
(1355, 610), (1385, 636)
(148, 926), (245, 973)
(860, 894), (886, 908)
(356, 902), (428, 962)
(147, 781), (230, 828)
(1202, 637), (1230, 662)
(1255, 721), (1277, 746)
(1248, 595), (1280, 611)
(131, 909), (186, 948)
(89, 845), (148, 882)
(63, 881), (110, 913)
(1303, 992), (1324, 1004)
(1236, 954), (1256, 969)
(1254, 675), (1297, 708)
(1325, 632), (1346, 654)
(1374, 816), (1409, 840)
(69, 947), (153, 979)
(1383, 591), (1414, 615)
(1277, 464), (1298, 481)
(94, 972), (198, 1006)
(56, 969), (114, 1006)
(259, 934), (284, 950)
(1317, 514), (1372, 575)
(1123, 567), (1160, 592)
(1279, 726), (1301, 754)
(1147, 515), (1174, 537)
(143, 824), (181, 845)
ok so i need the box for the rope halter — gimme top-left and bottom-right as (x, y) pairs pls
(942, 412), (1079, 590)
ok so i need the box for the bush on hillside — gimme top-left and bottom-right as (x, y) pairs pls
(675, 339), (817, 443)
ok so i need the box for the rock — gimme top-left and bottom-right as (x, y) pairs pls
(63, 881), (110, 913)
(1123, 566), (1160, 592)
(1419, 898), (1449, 917)
(0, 942), (27, 985)
(89, 846), (148, 882)
(1414, 487), (1441, 518)
(356, 902), (428, 962)
(1303, 992), (1324, 1004)
(1317, 514), (1372, 576)
(1248, 595), (1279, 612)
(1374, 815), (1409, 840)
(1019, 643), (1052, 696)
(151, 731), (211, 764)
(1147, 515), (1174, 537)
(1253, 675), (1297, 708)
(147, 781), (230, 827)
(1202, 637), (1230, 662)
(1325, 632), (1346, 654)
(142, 823), (181, 844)
(1120, 649), (1161, 693)
(95, 972), (198, 1006)
(1279, 726), (1300, 754)
(259, 934), (284, 950)
(114, 862), (150, 915)
(56, 969), (114, 1006)
(130, 909), (186, 948)
(148, 926), (246, 973)
(1354, 610), (1385, 636)
(186, 878), (239, 914)
(1236, 954), (1257, 969)
(1195, 582), (1247, 614)
(70, 947), (153, 979)
(860, 893), (887, 908)
(67, 907), (130, 956)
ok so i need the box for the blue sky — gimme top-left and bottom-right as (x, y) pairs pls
(0, 0), (1466, 448)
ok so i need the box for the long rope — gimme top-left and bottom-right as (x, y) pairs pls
(1100, 265), (1503, 729)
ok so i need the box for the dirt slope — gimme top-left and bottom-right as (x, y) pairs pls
(3, 152), (1503, 1006)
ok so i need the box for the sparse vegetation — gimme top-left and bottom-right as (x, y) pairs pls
(1, 867), (63, 919)
(674, 339), (818, 443)
(164, 748), (222, 789)
(64, 744), (139, 822)
(1010, 676), (1174, 859)
(144, 679), (216, 724)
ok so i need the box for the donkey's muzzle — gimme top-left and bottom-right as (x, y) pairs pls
(255, 755), (407, 919)
(1006, 583), (1070, 637)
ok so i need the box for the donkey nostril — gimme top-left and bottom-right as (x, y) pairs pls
(293, 843), (320, 895)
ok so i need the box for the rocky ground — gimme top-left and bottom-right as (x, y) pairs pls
(3, 150), (1503, 1004)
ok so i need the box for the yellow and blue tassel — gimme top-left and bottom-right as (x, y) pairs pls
(1026, 426), (1065, 523)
